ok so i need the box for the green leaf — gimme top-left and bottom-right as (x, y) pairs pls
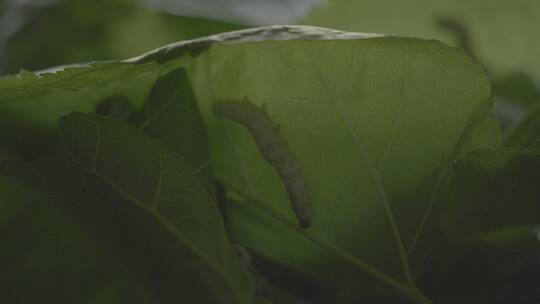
(222, 193), (416, 302)
(492, 73), (540, 106)
(0, 62), (160, 157)
(1, 0), (242, 74)
(0, 26), (500, 302)
(442, 147), (540, 242)
(455, 114), (502, 160)
(504, 103), (540, 150)
(189, 33), (496, 302)
(423, 147), (540, 303)
(302, 0), (540, 84)
(0, 160), (156, 304)
(131, 68), (214, 195)
(0, 26), (371, 158)
(0, 63), (157, 102)
(58, 112), (255, 304)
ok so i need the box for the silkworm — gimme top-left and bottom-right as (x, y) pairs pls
(213, 99), (312, 228)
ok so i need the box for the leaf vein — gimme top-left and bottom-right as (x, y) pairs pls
(407, 124), (467, 257)
(302, 44), (414, 286)
(378, 51), (410, 173)
(64, 128), (251, 304)
(139, 92), (178, 129)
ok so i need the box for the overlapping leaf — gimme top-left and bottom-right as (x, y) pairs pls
(0, 159), (156, 304)
(303, 0), (540, 83)
(443, 147), (540, 242)
(504, 103), (540, 150)
(428, 147), (540, 304)
(184, 31), (498, 302)
(0, 26), (503, 303)
(58, 113), (255, 304)
(131, 68), (214, 195)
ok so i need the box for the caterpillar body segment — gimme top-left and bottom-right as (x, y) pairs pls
(213, 99), (312, 228)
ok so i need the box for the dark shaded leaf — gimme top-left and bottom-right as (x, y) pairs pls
(0, 159), (156, 304)
(131, 68), (214, 195)
(58, 112), (255, 304)
(95, 95), (134, 119)
(442, 147), (540, 241)
(493, 73), (540, 106)
(504, 103), (540, 150)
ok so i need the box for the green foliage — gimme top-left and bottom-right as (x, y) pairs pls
(443, 147), (540, 244)
(0, 158), (156, 304)
(195, 34), (495, 302)
(0, 62), (160, 158)
(423, 147), (540, 303)
(303, 0), (540, 84)
(0, 25), (537, 303)
(303, 0), (540, 129)
(504, 103), (540, 149)
(58, 112), (255, 303)
(1, 0), (241, 74)
(130, 68), (215, 195)
(493, 73), (540, 106)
